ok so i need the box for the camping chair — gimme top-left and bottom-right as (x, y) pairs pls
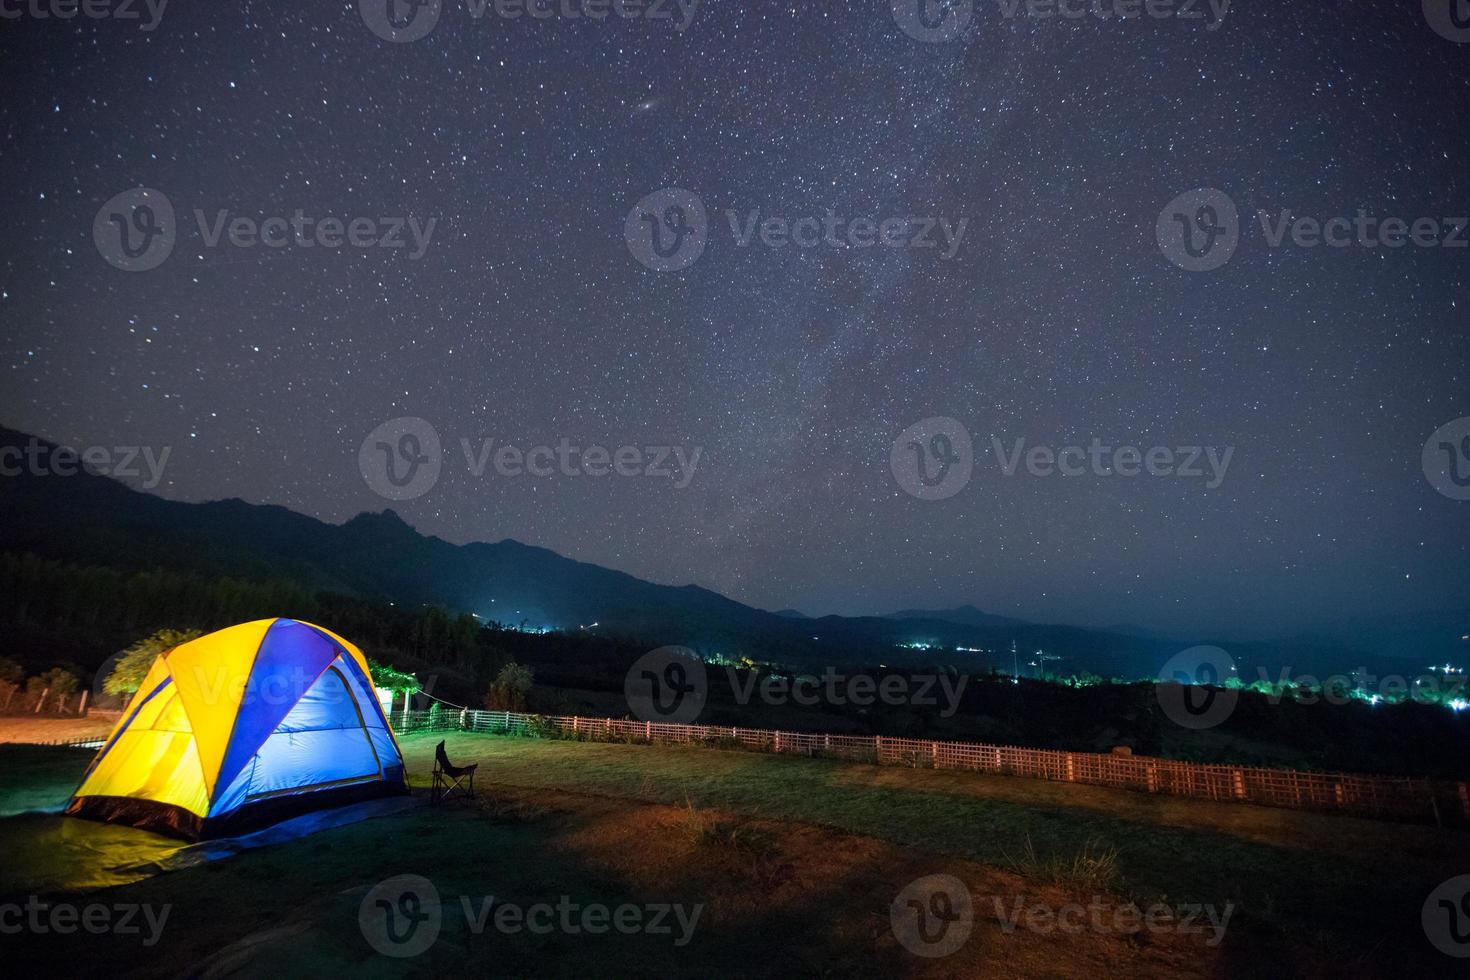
(431, 740), (477, 804)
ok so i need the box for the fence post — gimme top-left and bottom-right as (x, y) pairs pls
(931, 741), (938, 767)
(78, 690), (88, 716)
(874, 735), (882, 763)
(774, 731), (781, 753)
(646, 720), (651, 740)
(1065, 753), (1075, 782)
(1232, 768), (1247, 800)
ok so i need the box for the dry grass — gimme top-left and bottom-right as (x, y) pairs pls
(0, 713), (117, 744)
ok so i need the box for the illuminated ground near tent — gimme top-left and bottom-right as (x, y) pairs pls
(0, 733), (1463, 977)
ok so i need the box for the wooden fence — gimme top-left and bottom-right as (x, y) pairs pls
(392, 707), (1470, 827)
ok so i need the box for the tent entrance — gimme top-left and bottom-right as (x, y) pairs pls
(234, 662), (386, 804)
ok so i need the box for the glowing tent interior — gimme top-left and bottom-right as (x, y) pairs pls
(66, 619), (407, 840)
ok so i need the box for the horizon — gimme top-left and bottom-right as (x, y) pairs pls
(5, 421), (1466, 646)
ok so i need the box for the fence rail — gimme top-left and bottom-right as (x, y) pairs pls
(390, 708), (1470, 827)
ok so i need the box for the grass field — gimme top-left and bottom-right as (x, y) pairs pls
(1, 729), (1464, 977)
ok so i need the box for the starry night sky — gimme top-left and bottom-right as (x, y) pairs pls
(1, 1), (1467, 637)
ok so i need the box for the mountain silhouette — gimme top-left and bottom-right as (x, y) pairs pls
(1, 426), (1429, 677)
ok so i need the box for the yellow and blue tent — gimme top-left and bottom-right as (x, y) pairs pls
(66, 619), (407, 840)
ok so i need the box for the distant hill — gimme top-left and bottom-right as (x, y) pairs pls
(0, 426), (1430, 679)
(885, 605), (1031, 631)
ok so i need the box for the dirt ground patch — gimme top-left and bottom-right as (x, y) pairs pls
(0, 713), (117, 744)
(1, 781), (1228, 979)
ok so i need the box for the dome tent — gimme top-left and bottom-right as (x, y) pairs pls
(66, 619), (407, 840)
